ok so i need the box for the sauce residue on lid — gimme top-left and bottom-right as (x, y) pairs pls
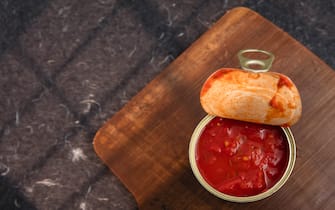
(277, 75), (293, 89)
(196, 117), (289, 197)
(200, 69), (234, 97)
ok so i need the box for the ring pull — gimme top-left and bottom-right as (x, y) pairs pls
(238, 49), (275, 72)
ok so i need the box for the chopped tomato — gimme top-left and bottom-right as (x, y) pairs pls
(196, 117), (289, 196)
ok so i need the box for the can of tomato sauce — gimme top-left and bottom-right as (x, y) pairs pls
(189, 115), (296, 202)
(189, 50), (297, 202)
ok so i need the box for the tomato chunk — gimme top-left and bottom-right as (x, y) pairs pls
(196, 117), (289, 196)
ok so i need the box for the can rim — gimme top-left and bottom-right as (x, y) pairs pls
(189, 115), (296, 203)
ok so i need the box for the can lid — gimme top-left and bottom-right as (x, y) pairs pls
(238, 49), (274, 72)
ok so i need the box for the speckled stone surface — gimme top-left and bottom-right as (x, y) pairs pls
(0, 0), (334, 209)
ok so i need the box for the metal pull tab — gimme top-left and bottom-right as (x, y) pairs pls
(238, 49), (274, 72)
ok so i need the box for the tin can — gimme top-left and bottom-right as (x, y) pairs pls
(189, 49), (297, 202)
(189, 115), (296, 202)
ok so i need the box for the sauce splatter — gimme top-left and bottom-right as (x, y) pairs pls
(200, 69), (234, 96)
(269, 95), (284, 112)
(277, 75), (293, 89)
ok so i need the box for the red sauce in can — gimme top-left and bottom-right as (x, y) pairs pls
(196, 117), (289, 197)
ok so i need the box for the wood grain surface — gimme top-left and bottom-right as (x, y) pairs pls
(93, 7), (335, 210)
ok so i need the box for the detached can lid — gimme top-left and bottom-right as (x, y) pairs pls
(200, 49), (302, 126)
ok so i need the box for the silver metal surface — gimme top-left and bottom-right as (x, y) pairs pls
(238, 49), (275, 72)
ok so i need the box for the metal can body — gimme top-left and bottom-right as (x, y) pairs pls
(189, 115), (296, 203)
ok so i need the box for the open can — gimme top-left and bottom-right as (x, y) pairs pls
(189, 49), (297, 202)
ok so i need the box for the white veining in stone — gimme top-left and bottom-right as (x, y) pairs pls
(15, 111), (20, 126)
(71, 148), (87, 162)
(35, 178), (61, 187)
(79, 202), (87, 210)
(80, 94), (101, 114)
(128, 45), (137, 58)
(0, 162), (10, 176)
(97, 197), (109, 201)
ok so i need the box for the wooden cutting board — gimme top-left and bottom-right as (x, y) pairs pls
(93, 7), (335, 210)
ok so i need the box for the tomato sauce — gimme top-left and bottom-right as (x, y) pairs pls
(277, 75), (293, 88)
(269, 95), (284, 112)
(196, 117), (289, 197)
(200, 69), (234, 97)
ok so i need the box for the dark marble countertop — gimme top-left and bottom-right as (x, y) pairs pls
(0, 0), (334, 209)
